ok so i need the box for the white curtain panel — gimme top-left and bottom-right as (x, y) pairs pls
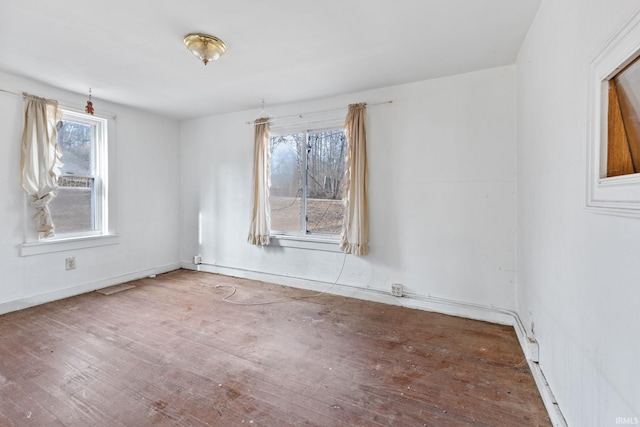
(341, 103), (369, 256)
(20, 94), (63, 238)
(247, 118), (271, 245)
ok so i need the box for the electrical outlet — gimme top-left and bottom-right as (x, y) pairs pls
(193, 255), (202, 265)
(65, 257), (76, 270)
(391, 283), (403, 297)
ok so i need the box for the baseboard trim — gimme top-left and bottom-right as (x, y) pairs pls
(0, 262), (180, 316)
(182, 261), (567, 427)
(529, 360), (568, 427)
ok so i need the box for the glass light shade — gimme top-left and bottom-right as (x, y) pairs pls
(183, 33), (226, 65)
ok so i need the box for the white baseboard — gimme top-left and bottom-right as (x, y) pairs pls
(182, 260), (567, 427)
(511, 314), (567, 426)
(0, 262), (180, 316)
(183, 261), (517, 322)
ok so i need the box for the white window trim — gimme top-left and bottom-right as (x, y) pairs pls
(269, 233), (342, 252)
(20, 234), (120, 257)
(269, 114), (346, 244)
(20, 106), (118, 256)
(586, 6), (640, 217)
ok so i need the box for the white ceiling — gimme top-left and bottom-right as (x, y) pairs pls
(0, 0), (540, 120)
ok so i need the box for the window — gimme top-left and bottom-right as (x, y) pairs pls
(606, 56), (640, 177)
(49, 109), (108, 237)
(587, 9), (640, 217)
(269, 128), (346, 236)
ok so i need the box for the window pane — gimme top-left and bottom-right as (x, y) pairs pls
(58, 120), (94, 175)
(306, 129), (346, 234)
(51, 117), (98, 235)
(609, 58), (640, 176)
(50, 177), (95, 233)
(269, 134), (303, 232)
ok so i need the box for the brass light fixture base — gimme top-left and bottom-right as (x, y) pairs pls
(183, 33), (227, 65)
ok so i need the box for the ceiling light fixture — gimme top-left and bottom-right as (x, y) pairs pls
(183, 33), (227, 65)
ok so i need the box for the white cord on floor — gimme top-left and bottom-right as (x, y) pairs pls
(215, 252), (348, 306)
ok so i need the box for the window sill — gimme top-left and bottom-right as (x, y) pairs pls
(269, 234), (342, 252)
(20, 234), (120, 257)
(586, 173), (640, 217)
(597, 173), (640, 187)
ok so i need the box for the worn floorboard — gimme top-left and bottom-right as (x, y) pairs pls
(0, 269), (550, 426)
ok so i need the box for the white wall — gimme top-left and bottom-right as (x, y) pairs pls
(0, 71), (181, 312)
(180, 65), (517, 311)
(516, 1), (640, 425)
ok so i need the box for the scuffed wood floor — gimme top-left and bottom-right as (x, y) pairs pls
(0, 269), (550, 426)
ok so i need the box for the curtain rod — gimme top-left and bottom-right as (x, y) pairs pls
(246, 100), (393, 125)
(0, 87), (117, 119)
(0, 88), (21, 97)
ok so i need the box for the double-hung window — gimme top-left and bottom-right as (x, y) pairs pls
(269, 127), (347, 237)
(48, 109), (108, 237)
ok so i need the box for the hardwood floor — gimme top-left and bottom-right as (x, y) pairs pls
(0, 270), (550, 426)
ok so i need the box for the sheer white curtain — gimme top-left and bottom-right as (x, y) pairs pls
(341, 103), (369, 256)
(247, 118), (271, 245)
(20, 94), (63, 238)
